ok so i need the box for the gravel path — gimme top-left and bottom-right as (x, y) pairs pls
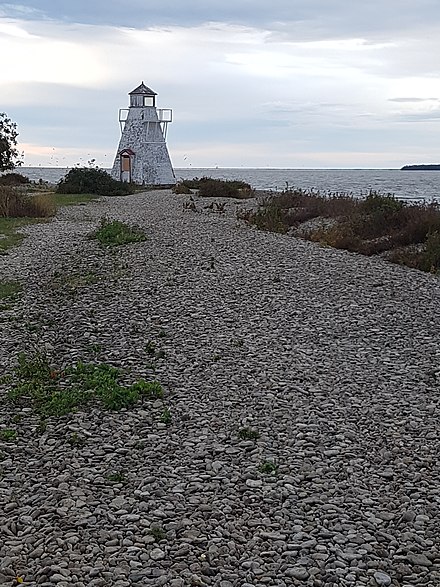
(0, 190), (439, 587)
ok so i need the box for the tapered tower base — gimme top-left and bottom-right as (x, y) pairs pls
(111, 82), (176, 186)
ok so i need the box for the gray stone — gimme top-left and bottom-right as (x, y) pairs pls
(149, 548), (166, 561)
(373, 571), (392, 586)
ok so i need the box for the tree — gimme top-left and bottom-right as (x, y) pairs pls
(0, 112), (22, 172)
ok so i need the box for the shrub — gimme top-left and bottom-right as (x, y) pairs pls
(178, 177), (253, 198)
(92, 218), (147, 246)
(172, 182), (192, 194)
(360, 191), (404, 216)
(0, 172), (30, 186)
(248, 201), (289, 233)
(57, 167), (135, 196)
(389, 230), (440, 273)
(0, 186), (55, 218)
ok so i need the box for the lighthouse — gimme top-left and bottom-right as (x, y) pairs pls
(111, 82), (176, 186)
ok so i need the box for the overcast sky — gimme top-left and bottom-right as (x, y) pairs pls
(1, 0), (440, 169)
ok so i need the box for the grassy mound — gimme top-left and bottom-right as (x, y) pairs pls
(241, 189), (440, 274)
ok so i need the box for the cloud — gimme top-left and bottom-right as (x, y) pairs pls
(2, 2), (440, 167)
(0, 18), (108, 86)
(389, 97), (440, 103)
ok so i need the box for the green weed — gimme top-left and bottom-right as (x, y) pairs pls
(92, 218), (147, 247)
(150, 527), (166, 542)
(145, 340), (156, 356)
(7, 352), (163, 416)
(106, 471), (127, 483)
(259, 460), (278, 475)
(68, 432), (86, 447)
(238, 427), (260, 441)
(0, 217), (48, 254)
(0, 280), (22, 301)
(160, 407), (172, 425)
(0, 428), (17, 442)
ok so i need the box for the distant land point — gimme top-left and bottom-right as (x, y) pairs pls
(401, 164), (440, 171)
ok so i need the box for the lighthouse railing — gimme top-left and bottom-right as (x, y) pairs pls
(118, 109), (129, 133)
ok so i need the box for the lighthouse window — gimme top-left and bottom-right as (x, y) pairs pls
(143, 96), (154, 106)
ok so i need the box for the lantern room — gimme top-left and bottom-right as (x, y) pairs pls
(129, 82), (157, 108)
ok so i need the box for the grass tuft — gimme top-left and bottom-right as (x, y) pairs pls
(92, 217), (147, 247)
(259, 460), (278, 475)
(0, 428), (17, 442)
(7, 352), (163, 417)
(238, 427), (260, 441)
(0, 280), (22, 301)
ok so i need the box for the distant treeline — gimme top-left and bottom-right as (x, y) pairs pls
(401, 164), (440, 171)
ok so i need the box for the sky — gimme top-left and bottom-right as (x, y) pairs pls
(1, 1), (440, 169)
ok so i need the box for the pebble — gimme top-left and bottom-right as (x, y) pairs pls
(0, 190), (439, 585)
(149, 548), (166, 561)
(373, 571), (392, 586)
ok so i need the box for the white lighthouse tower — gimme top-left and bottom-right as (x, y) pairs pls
(111, 82), (176, 186)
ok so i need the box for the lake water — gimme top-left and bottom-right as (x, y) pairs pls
(17, 167), (440, 203)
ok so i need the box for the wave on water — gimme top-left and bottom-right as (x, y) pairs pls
(15, 167), (440, 203)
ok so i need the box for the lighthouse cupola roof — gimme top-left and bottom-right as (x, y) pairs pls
(129, 81), (157, 107)
(129, 82), (157, 96)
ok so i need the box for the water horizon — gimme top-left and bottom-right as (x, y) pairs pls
(13, 166), (440, 203)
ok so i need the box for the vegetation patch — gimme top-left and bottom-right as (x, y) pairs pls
(242, 189), (440, 274)
(238, 427), (260, 441)
(0, 280), (22, 301)
(388, 230), (440, 273)
(174, 177), (254, 199)
(0, 217), (47, 254)
(50, 270), (101, 292)
(57, 167), (136, 197)
(106, 471), (127, 484)
(6, 351), (163, 417)
(92, 217), (147, 246)
(0, 172), (30, 186)
(259, 460), (278, 475)
(160, 407), (172, 425)
(0, 428), (17, 442)
(150, 527), (166, 542)
(0, 186), (55, 218)
(53, 193), (101, 207)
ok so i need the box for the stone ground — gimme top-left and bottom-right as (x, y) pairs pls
(0, 190), (439, 587)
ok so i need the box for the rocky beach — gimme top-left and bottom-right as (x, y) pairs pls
(0, 190), (439, 587)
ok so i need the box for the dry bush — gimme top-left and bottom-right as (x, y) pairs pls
(0, 186), (55, 218)
(251, 189), (361, 232)
(172, 182), (192, 194)
(242, 187), (440, 273)
(308, 222), (362, 252)
(388, 231), (440, 273)
(247, 202), (288, 233)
